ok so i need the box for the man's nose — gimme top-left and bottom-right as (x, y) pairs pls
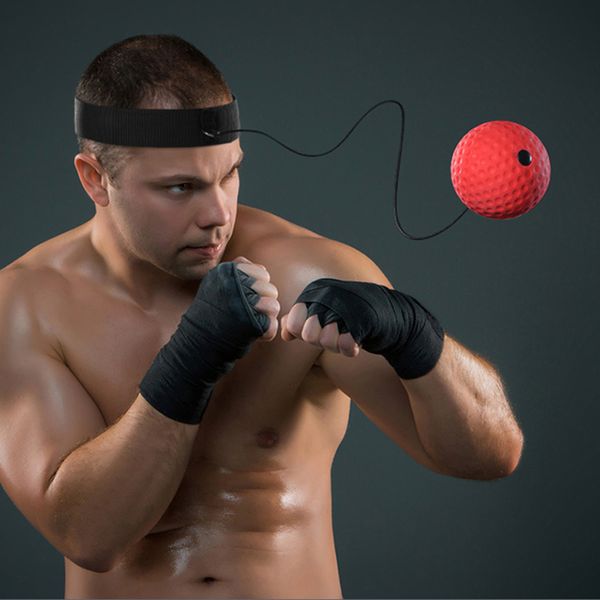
(193, 185), (231, 228)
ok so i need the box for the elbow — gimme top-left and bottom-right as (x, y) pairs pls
(58, 522), (119, 573)
(475, 429), (525, 481)
(43, 514), (117, 572)
(45, 480), (121, 573)
(68, 544), (117, 573)
(504, 428), (525, 476)
(48, 511), (118, 572)
(440, 431), (524, 481)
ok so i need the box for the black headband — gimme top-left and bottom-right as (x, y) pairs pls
(73, 96), (240, 147)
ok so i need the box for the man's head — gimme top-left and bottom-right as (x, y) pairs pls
(74, 34), (242, 282)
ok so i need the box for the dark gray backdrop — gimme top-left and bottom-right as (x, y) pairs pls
(1, 0), (598, 598)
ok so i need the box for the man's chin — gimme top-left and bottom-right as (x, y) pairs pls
(172, 257), (221, 281)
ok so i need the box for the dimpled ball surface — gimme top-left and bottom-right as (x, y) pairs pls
(450, 120), (551, 219)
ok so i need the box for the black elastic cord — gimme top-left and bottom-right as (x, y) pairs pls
(212, 100), (470, 241)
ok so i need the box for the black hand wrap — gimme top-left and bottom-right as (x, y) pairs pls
(139, 262), (270, 424)
(295, 278), (445, 379)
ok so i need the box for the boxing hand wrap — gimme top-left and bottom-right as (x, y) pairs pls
(295, 278), (445, 379)
(139, 262), (270, 424)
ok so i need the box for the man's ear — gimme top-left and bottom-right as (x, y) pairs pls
(73, 153), (111, 207)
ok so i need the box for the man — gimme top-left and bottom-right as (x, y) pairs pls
(0, 34), (523, 599)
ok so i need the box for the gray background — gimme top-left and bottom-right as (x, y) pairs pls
(0, 0), (598, 598)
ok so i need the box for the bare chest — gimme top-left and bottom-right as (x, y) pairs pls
(55, 285), (351, 471)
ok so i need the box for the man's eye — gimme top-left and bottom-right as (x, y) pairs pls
(166, 183), (192, 194)
(164, 168), (239, 195)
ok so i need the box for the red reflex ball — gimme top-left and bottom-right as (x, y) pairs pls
(450, 121), (551, 219)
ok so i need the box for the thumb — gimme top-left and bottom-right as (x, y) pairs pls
(280, 313), (295, 341)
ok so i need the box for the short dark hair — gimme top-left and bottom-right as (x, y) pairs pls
(75, 34), (233, 186)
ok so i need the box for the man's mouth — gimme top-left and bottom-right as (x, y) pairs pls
(183, 242), (223, 256)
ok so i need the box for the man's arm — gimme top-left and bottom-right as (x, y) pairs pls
(0, 268), (199, 573)
(397, 333), (523, 479)
(276, 237), (524, 480)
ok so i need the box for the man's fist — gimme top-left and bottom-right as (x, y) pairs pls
(281, 302), (360, 358)
(233, 257), (280, 342)
(281, 277), (445, 379)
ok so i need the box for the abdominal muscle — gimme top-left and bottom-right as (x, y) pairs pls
(63, 376), (348, 600)
(64, 457), (343, 599)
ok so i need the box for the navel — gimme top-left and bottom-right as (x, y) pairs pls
(256, 427), (280, 448)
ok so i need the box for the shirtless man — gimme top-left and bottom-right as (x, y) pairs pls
(0, 34), (524, 599)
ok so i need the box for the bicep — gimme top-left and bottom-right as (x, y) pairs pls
(0, 272), (107, 542)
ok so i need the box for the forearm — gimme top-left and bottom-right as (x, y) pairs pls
(46, 394), (198, 571)
(402, 334), (524, 479)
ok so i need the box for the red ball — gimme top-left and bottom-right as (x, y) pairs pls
(450, 121), (551, 219)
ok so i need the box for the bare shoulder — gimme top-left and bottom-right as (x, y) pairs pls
(0, 221), (93, 326)
(2, 220), (91, 273)
(236, 203), (323, 242)
(243, 221), (391, 286)
(0, 263), (70, 362)
(239, 209), (393, 310)
(0, 263), (69, 305)
(238, 203), (362, 261)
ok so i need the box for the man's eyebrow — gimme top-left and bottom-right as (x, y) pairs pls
(149, 151), (245, 184)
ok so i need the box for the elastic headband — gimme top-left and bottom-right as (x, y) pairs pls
(73, 96), (240, 147)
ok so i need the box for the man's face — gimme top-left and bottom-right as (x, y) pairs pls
(105, 139), (244, 281)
